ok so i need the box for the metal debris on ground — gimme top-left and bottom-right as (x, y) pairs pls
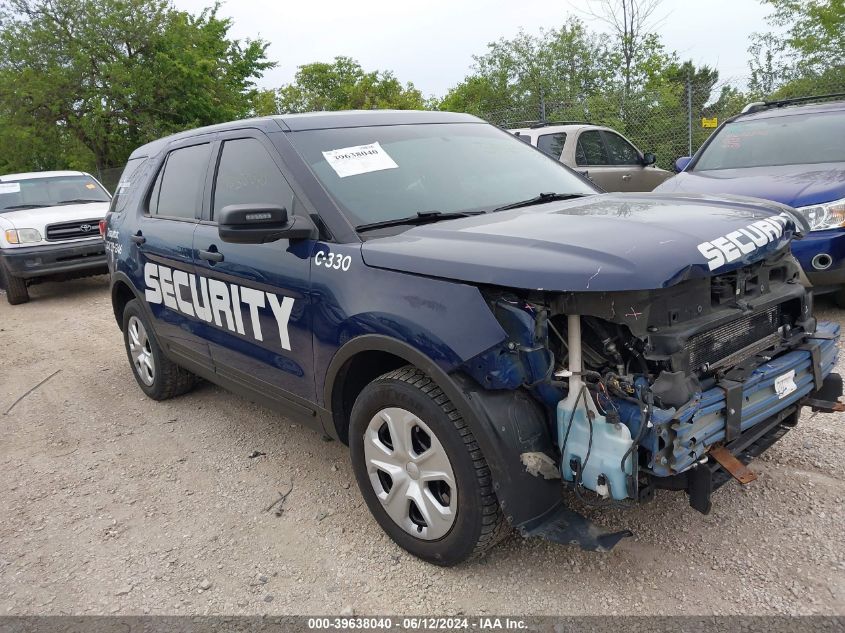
(4, 369), (62, 415)
(264, 484), (294, 516)
(710, 445), (758, 484)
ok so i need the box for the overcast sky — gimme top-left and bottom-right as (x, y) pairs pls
(173, 0), (773, 97)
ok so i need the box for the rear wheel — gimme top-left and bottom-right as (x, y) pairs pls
(0, 259), (29, 305)
(833, 286), (845, 309)
(122, 299), (197, 400)
(349, 366), (509, 566)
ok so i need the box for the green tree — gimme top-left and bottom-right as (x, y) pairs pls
(0, 0), (273, 173)
(0, 109), (93, 174)
(748, 0), (845, 92)
(274, 57), (426, 113)
(440, 18), (615, 122)
(438, 75), (514, 117)
(582, 0), (666, 95)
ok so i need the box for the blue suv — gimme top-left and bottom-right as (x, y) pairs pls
(656, 96), (845, 305)
(105, 110), (842, 565)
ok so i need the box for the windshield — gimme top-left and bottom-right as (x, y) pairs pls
(289, 122), (597, 227)
(0, 175), (111, 212)
(693, 110), (845, 171)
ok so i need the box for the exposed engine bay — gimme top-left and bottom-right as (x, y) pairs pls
(463, 248), (841, 514)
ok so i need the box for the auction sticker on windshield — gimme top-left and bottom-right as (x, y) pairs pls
(322, 142), (398, 178)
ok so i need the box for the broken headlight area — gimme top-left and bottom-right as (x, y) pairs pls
(466, 251), (841, 513)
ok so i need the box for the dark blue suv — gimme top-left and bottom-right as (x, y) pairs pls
(656, 97), (845, 306)
(105, 110), (842, 565)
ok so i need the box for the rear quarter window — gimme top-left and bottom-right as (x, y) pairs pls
(537, 133), (567, 158)
(109, 157), (149, 214)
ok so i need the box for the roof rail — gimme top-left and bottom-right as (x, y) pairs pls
(528, 120), (588, 128)
(507, 120), (543, 129)
(741, 92), (845, 115)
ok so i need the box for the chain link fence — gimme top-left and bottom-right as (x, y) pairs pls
(89, 75), (844, 192)
(94, 167), (124, 194)
(482, 75), (845, 170)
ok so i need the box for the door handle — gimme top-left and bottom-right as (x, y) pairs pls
(131, 233), (146, 245)
(198, 248), (224, 263)
(621, 174), (632, 181)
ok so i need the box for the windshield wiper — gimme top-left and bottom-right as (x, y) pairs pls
(494, 192), (588, 211)
(56, 198), (106, 205)
(0, 204), (45, 211)
(355, 210), (483, 232)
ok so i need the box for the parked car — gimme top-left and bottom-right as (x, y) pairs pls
(655, 96), (845, 306)
(508, 121), (672, 191)
(0, 170), (111, 304)
(106, 110), (840, 565)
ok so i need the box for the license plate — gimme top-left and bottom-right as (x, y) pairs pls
(774, 369), (797, 399)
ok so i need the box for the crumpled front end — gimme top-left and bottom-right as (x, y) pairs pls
(652, 324), (838, 477)
(461, 246), (842, 545)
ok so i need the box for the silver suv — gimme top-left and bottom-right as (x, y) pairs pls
(508, 122), (671, 192)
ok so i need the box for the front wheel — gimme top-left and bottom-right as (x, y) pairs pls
(349, 366), (509, 566)
(0, 258), (29, 305)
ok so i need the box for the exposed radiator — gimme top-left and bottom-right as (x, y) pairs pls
(687, 304), (783, 372)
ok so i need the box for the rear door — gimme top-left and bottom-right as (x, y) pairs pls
(134, 138), (213, 367)
(192, 130), (318, 419)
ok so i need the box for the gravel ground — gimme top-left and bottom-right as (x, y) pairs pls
(0, 276), (843, 616)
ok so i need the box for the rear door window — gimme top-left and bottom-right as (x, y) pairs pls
(148, 143), (211, 219)
(575, 131), (608, 166)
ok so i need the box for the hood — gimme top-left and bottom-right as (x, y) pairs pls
(0, 202), (109, 233)
(360, 193), (801, 292)
(655, 162), (845, 208)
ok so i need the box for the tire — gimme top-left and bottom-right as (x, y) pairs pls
(833, 286), (845, 309)
(0, 258), (29, 305)
(122, 299), (197, 400)
(349, 366), (509, 566)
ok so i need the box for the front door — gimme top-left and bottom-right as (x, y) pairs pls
(192, 132), (317, 418)
(575, 129), (625, 191)
(601, 130), (652, 192)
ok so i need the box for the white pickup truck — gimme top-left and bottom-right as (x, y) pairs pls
(0, 170), (111, 304)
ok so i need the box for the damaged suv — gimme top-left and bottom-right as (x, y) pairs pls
(106, 111), (842, 565)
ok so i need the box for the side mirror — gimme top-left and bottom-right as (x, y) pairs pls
(217, 204), (316, 244)
(642, 152), (657, 166)
(674, 156), (692, 172)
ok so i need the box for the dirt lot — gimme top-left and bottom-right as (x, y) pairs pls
(1, 276), (844, 616)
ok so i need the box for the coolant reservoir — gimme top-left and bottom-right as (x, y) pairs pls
(557, 388), (634, 500)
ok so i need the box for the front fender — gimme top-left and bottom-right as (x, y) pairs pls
(324, 332), (564, 529)
(311, 243), (508, 407)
